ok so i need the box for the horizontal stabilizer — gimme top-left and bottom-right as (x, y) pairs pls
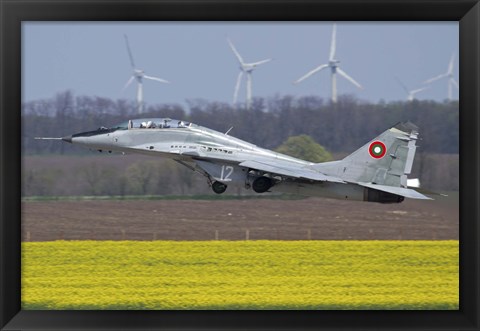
(413, 187), (448, 197)
(358, 182), (432, 200)
(239, 160), (345, 183)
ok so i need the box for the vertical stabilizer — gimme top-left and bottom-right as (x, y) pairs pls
(340, 122), (419, 188)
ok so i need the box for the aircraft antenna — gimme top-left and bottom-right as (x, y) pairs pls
(225, 127), (234, 135)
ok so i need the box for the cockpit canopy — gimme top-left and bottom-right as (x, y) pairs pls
(111, 118), (194, 130)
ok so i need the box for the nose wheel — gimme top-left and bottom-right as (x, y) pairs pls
(212, 181), (227, 194)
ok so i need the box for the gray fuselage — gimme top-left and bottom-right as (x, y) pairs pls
(63, 118), (407, 203)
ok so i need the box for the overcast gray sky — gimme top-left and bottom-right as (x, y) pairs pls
(23, 22), (458, 107)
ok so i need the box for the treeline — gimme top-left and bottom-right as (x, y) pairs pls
(22, 156), (206, 197)
(23, 91), (459, 155)
(23, 153), (458, 197)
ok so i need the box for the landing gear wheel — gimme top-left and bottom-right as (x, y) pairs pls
(252, 176), (273, 193)
(212, 181), (227, 194)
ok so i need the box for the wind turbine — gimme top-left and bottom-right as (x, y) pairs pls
(395, 76), (429, 102)
(227, 38), (272, 110)
(123, 34), (170, 114)
(423, 53), (459, 101)
(293, 24), (363, 103)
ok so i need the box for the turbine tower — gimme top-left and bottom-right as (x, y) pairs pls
(395, 76), (429, 102)
(423, 53), (459, 101)
(293, 24), (363, 103)
(227, 38), (272, 110)
(123, 34), (170, 114)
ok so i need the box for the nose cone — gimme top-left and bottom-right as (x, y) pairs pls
(61, 135), (73, 143)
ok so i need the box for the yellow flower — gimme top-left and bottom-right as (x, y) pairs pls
(22, 240), (458, 310)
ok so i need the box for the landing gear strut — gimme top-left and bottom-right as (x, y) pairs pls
(252, 176), (273, 193)
(212, 181), (227, 194)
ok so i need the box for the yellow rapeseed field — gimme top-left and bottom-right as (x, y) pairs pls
(22, 240), (458, 310)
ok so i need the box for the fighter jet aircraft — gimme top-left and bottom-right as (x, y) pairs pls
(36, 120), (430, 203)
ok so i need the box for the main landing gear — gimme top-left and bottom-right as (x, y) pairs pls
(210, 176), (273, 194)
(212, 181), (227, 194)
(252, 176), (273, 193)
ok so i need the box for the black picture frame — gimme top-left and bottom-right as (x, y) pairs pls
(1, 0), (479, 330)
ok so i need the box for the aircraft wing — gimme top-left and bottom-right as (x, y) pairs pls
(239, 160), (345, 183)
(357, 182), (432, 200)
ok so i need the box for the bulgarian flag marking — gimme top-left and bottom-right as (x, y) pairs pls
(368, 141), (387, 159)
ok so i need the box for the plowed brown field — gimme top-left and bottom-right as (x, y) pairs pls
(22, 196), (458, 241)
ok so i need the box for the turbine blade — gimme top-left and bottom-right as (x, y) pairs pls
(447, 53), (455, 74)
(423, 73), (448, 84)
(144, 75), (170, 84)
(123, 76), (135, 91)
(329, 24), (337, 61)
(394, 76), (409, 94)
(293, 64), (328, 84)
(337, 67), (363, 89)
(233, 71), (243, 104)
(246, 73), (252, 109)
(227, 38), (245, 65)
(137, 82), (143, 114)
(450, 78), (459, 89)
(410, 86), (429, 95)
(249, 58), (272, 67)
(124, 34), (136, 68)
